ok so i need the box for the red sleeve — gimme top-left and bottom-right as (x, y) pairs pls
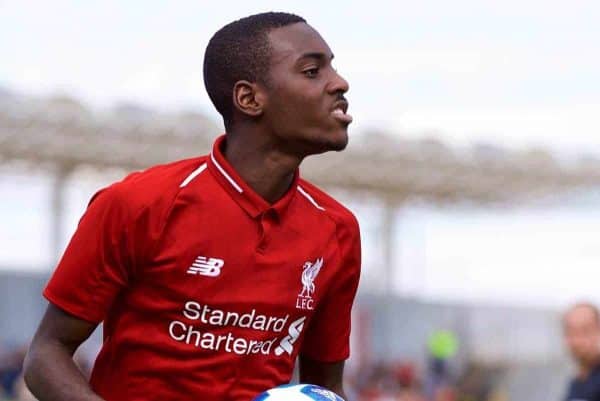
(300, 215), (361, 362)
(44, 183), (136, 323)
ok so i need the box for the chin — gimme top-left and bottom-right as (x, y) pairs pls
(324, 129), (349, 151)
(328, 140), (348, 152)
(298, 128), (349, 155)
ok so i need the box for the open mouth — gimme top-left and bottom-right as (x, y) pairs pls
(331, 100), (353, 124)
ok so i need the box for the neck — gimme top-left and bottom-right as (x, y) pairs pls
(222, 126), (302, 204)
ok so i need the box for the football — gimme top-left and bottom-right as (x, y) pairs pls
(253, 384), (346, 401)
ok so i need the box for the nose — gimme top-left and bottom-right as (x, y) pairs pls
(328, 70), (349, 94)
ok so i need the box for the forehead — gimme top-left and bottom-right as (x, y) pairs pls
(267, 23), (332, 64)
(565, 306), (599, 328)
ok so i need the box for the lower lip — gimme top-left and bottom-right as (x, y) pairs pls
(331, 111), (353, 124)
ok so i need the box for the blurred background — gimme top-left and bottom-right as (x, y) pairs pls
(1, 1), (600, 400)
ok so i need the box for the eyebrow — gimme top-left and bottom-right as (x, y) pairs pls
(297, 52), (335, 62)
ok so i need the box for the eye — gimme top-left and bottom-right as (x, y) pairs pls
(303, 67), (319, 78)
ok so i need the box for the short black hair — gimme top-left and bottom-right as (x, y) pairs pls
(203, 12), (306, 127)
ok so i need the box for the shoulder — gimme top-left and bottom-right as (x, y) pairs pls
(90, 156), (209, 221)
(297, 180), (361, 291)
(297, 179), (360, 241)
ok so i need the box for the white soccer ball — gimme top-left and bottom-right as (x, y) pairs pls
(253, 384), (345, 401)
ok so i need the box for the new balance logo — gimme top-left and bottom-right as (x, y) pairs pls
(187, 256), (224, 277)
(275, 316), (306, 356)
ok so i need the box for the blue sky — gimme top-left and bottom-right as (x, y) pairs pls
(1, 0), (599, 153)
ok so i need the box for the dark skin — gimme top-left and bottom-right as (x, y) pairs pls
(24, 22), (352, 400)
(299, 356), (347, 398)
(226, 22), (351, 203)
(24, 305), (102, 401)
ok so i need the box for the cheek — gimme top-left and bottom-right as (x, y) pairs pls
(270, 85), (323, 120)
(567, 338), (580, 350)
(587, 337), (599, 348)
(567, 334), (585, 348)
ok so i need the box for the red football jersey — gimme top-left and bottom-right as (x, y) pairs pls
(44, 135), (361, 401)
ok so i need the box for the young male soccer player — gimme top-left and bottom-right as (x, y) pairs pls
(24, 12), (361, 401)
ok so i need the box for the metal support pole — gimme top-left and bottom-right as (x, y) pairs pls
(381, 197), (398, 360)
(50, 167), (71, 265)
(381, 197), (397, 294)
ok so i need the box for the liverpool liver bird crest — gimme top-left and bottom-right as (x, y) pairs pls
(299, 258), (323, 298)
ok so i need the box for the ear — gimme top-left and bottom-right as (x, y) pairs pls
(232, 80), (265, 118)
